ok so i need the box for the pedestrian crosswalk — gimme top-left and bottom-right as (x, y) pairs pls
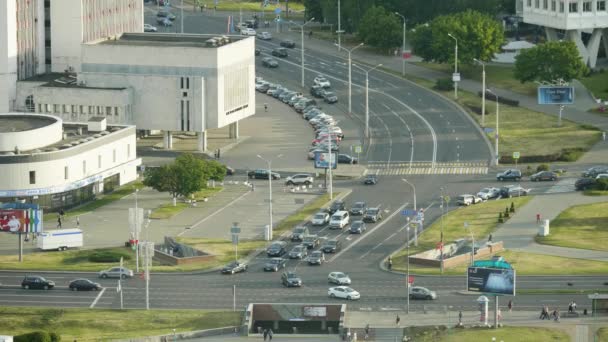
(367, 161), (489, 175)
(543, 178), (577, 194)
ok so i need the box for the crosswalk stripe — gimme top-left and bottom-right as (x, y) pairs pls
(370, 166), (489, 175)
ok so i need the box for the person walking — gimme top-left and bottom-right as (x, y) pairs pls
(76, 216), (80, 228)
(568, 301), (573, 313)
(458, 311), (463, 324)
(387, 256), (393, 270)
(572, 301), (577, 312)
(268, 329), (273, 341)
(59, 208), (65, 219)
(263, 329), (268, 341)
(508, 300), (513, 312)
(603, 131), (606, 141)
(536, 213), (541, 224)
(396, 314), (401, 326)
(264, 103), (268, 112)
(57, 214), (62, 228)
(364, 324), (370, 340)
(553, 308), (560, 322)
(488, 234), (493, 243)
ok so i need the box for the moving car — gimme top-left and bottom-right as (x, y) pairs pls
(256, 31), (272, 40)
(156, 17), (172, 26)
(328, 286), (360, 300)
(499, 185), (530, 198)
(530, 171), (558, 182)
(285, 174), (314, 186)
(264, 258), (287, 272)
(583, 166), (608, 178)
(248, 169), (281, 180)
(477, 187), (499, 200)
(291, 226), (309, 241)
(314, 76), (331, 88)
(271, 47), (288, 58)
(364, 174), (378, 185)
(143, 24), (158, 32)
(496, 169), (522, 181)
(322, 91), (338, 104)
(329, 200), (345, 214)
(281, 271), (302, 287)
(363, 207), (382, 223)
(350, 201), (367, 215)
(308, 250), (325, 265)
(456, 194), (482, 206)
(409, 286), (437, 300)
(575, 178), (596, 190)
(349, 220), (366, 234)
(261, 57), (279, 68)
(302, 235), (320, 249)
(221, 261), (248, 274)
(337, 154), (358, 164)
(21, 275), (55, 290)
(241, 28), (256, 36)
(311, 212), (330, 226)
(321, 239), (341, 253)
(255, 48), (261, 56)
(157, 11), (176, 20)
(69, 278), (102, 291)
(266, 241), (288, 257)
(329, 210), (350, 229)
(99, 267), (134, 279)
(280, 40), (296, 48)
(288, 245), (308, 259)
(328, 272), (351, 285)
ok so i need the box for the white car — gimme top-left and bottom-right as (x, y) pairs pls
(595, 173), (608, 180)
(285, 174), (314, 186)
(328, 286), (360, 300)
(241, 28), (256, 36)
(312, 212), (330, 226)
(477, 187), (500, 200)
(328, 272), (351, 285)
(314, 76), (331, 88)
(143, 24), (158, 32)
(456, 194), (482, 206)
(256, 31), (272, 40)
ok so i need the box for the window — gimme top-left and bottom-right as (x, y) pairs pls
(583, 1), (592, 11)
(89, 105), (94, 114)
(54, 104), (60, 113)
(543, 0), (548, 9)
(113, 149), (116, 163)
(180, 77), (184, 89)
(551, 0), (556, 11)
(560, 1), (565, 12)
(106, 106), (112, 116)
(569, 2), (578, 12)
(64, 166), (68, 180)
(63, 104), (69, 114)
(599, 0), (607, 10)
(83, 160), (86, 174)
(71, 105), (77, 114)
(186, 77), (189, 89)
(29, 171), (36, 184)
(98, 155), (102, 168)
(79, 105), (84, 114)
(535, 0), (540, 7)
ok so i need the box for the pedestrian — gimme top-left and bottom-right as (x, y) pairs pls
(268, 329), (273, 341)
(57, 214), (62, 228)
(396, 314), (401, 326)
(364, 324), (369, 339)
(497, 309), (502, 320)
(264, 103), (268, 112)
(76, 216), (80, 228)
(216, 149), (221, 159)
(59, 208), (65, 219)
(309, 30), (313, 39)
(458, 311), (463, 324)
(572, 301), (577, 312)
(568, 301), (573, 313)
(387, 256), (392, 270)
(508, 300), (513, 312)
(263, 329), (268, 341)
(488, 234), (493, 243)
(536, 213), (541, 224)
(553, 308), (560, 322)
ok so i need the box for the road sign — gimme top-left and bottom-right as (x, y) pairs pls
(274, 7), (282, 14)
(452, 73), (461, 82)
(401, 209), (415, 216)
(512, 152), (520, 160)
(230, 225), (241, 234)
(538, 86), (574, 105)
(354, 145), (362, 154)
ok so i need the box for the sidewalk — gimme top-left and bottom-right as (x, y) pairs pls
(492, 192), (608, 261)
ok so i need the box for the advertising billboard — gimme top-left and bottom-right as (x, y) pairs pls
(0, 209), (43, 233)
(314, 152), (337, 169)
(467, 267), (516, 295)
(538, 86), (574, 105)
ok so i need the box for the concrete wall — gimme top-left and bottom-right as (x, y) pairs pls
(409, 242), (505, 269)
(153, 250), (216, 266)
(0, 0), (18, 112)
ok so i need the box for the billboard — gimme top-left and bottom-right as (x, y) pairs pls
(538, 86), (574, 105)
(0, 209), (43, 233)
(467, 267), (516, 295)
(314, 152), (337, 169)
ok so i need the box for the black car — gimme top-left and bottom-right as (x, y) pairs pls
(496, 169), (522, 181)
(302, 235), (320, 249)
(291, 226), (309, 241)
(248, 169), (281, 180)
(583, 166), (608, 178)
(308, 251), (325, 265)
(364, 174), (378, 185)
(264, 258), (287, 272)
(350, 201), (367, 215)
(329, 200), (345, 214)
(310, 85), (325, 98)
(575, 178), (596, 190)
(21, 275), (55, 290)
(261, 57), (279, 68)
(280, 40), (296, 48)
(266, 241), (288, 257)
(281, 271), (302, 287)
(349, 220), (367, 234)
(363, 207), (383, 223)
(321, 239), (341, 253)
(499, 185), (530, 198)
(288, 245), (308, 259)
(221, 261), (248, 274)
(322, 91), (338, 104)
(272, 48), (288, 58)
(530, 171), (557, 182)
(69, 278), (102, 291)
(337, 154), (358, 164)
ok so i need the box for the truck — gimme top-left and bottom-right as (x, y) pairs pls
(37, 228), (83, 251)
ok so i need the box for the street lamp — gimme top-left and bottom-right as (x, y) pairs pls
(401, 178), (417, 246)
(337, 0), (342, 50)
(295, 18), (315, 87)
(336, 43), (364, 115)
(464, 222), (475, 266)
(473, 58), (486, 127)
(257, 154), (282, 240)
(353, 63), (382, 138)
(486, 89), (500, 166)
(448, 33), (459, 99)
(406, 225), (410, 314)
(395, 12), (407, 76)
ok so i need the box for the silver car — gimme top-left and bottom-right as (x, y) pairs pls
(98, 267), (134, 279)
(328, 271), (351, 285)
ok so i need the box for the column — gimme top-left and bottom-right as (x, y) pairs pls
(197, 131), (207, 152)
(587, 28), (603, 68)
(544, 27), (559, 41)
(163, 131), (173, 149)
(601, 29), (608, 62)
(229, 121), (239, 139)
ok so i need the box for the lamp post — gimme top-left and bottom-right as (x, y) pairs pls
(257, 154), (282, 240)
(395, 12), (406, 76)
(473, 58), (486, 127)
(337, 0), (342, 50)
(406, 225), (410, 314)
(337, 43), (364, 115)
(134, 189), (140, 273)
(464, 222), (475, 266)
(486, 89), (500, 166)
(401, 178), (417, 246)
(353, 63), (382, 138)
(448, 33), (459, 99)
(296, 18), (315, 87)
(181, 0), (184, 33)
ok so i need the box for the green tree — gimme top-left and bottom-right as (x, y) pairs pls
(357, 6), (401, 50)
(514, 41), (587, 83)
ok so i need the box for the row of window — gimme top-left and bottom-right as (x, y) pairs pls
(527, 0), (607, 12)
(38, 104), (121, 117)
(28, 145), (130, 185)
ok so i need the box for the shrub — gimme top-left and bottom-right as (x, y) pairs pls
(597, 178), (608, 190)
(49, 332), (61, 342)
(536, 164), (549, 172)
(88, 250), (132, 263)
(498, 212), (504, 223)
(559, 148), (586, 162)
(510, 202), (515, 213)
(504, 207), (510, 218)
(435, 78), (454, 91)
(15, 332), (51, 342)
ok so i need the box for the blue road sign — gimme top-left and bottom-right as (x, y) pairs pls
(483, 127), (495, 134)
(275, 7), (282, 14)
(401, 209), (415, 216)
(538, 86), (574, 105)
(314, 152), (337, 169)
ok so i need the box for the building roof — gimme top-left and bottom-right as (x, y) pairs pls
(98, 32), (246, 48)
(21, 72), (126, 90)
(0, 115), (58, 133)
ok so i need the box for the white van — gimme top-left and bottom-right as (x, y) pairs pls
(329, 210), (350, 229)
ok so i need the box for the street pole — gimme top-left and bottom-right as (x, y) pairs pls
(134, 189), (139, 273)
(395, 12), (406, 76)
(181, 0), (184, 33)
(448, 33), (458, 99)
(298, 18), (315, 88)
(402, 179), (417, 246)
(337, 0), (341, 51)
(440, 187), (445, 274)
(406, 226), (410, 314)
(353, 63), (382, 138)
(337, 43), (363, 115)
(488, 89), (500, 166)
(145, 211), (151, 310)
(257, 154), (281, 240)
(474, 59), (486, 127)
(328, 135), (333, 200)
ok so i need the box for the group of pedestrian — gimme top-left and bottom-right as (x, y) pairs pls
(568, 301), (577, 313)
(262, 328), (273, 341)
(539, 305), (560, 321)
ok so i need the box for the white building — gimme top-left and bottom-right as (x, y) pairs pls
(521, 0), (608, 67)
(0, 113), (140, 210)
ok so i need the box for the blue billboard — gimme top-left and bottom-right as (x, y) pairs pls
(314, 152), (337, 169)
(467, 267), (516, 295)
(538, 86), (574, 105)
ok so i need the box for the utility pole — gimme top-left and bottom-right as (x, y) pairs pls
(297, 18), (315, 87)
(474, 58), (486, 127)
(448, 33), (459, 99)
(353, 63), (382, 138)
(181, 0), (184, 33)
(395, 12), (406, 76)
(337, 0), (341, 50)
(406, 226), (410, 314)
(337, 43), (364, 115)
(487, 89), (500, 166)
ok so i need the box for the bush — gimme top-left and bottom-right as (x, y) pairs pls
(49, 332), (60, 342)
(88, 250), (132, 263)
(478, 91), (519, 106)
(597, 178), (608, 190)
(536, 164), (549, 172)
(498, 212), (504, 223)
(15, 332), (52, 342)
(510, 202), (515, 213)
(435, 78), (454, 91)
(504, 207), (510, 218)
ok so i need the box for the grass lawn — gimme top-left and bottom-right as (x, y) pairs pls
(598, 327), (608, 342)
(580, 71), (608, 101)
(43, 181), (144, 222)
(0, 307), (240, 340)
(149, 187), (223, 219)
(584, 189), (608, 196)
(410, 326), (569, 342)
(536, 202), (608, 251)
(183, 0), (304, 12)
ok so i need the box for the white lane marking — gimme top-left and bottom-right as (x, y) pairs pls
(178, 190), (250, 236)
(328, 202), (408, 262)
(90, 287), (106, 308)
(382, 103), (414, 170)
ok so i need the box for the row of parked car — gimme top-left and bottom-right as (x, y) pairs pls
(17, 266), (135, 291)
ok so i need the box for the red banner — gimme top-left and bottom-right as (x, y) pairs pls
(0, 210), (26, 232)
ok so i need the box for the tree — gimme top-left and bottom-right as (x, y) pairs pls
(514, 41), (588, 83)
(357, 6), (401, 50)
(410, 10), (504, 65)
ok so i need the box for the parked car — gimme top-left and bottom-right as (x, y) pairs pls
(409, 286), (437, 300)
(264, 257), (287, 272)
(322, 91), (338, 103)
(312, 212), (330, 226)
(328, 272), (351, 285)
(256, 31), (272, 40)
(21, 275), (55, 290)
(221, 261), (248, 274)
(596, 173), (608, 180)
(329, 210), (350, 229)
(256, 82), (270, 92)
(575, 178), (596, 190)
(328, 286), (360, 300)
(321, 239), (341, 253)
(583, 166), (608, 178)
(499, 185), (530, 198)
(456, 194), (482, 206)
(349, 220), (366, 234)
(477, 187), (499, 200)
(337, 154), (358, 164)
(302, 235), (320, 249)
(310, 85), (325, 98)
(329, 200), (346, 214)
(266, 241), (288, 257)
(272, 47), (288, 57)
(285, 174), (314, 186)
(288, 245), (308, 259)
(350, 201), (367, 215)
(308, 250), (325, 265)
(364, 174), (378, 185)
(241, 28), (256, 36)
(496, 169), (522, 181)
(261, 57), (279, 68)
(530, 171), (558, 182)
(363, 207), (382, 223)
(281, 271), (302, 287)
(98, 267), (133, 279)
(291, 226), (309, 241)
(280, 40), (296, 48)
(69, 278), (101, 291)
(248, 169), (281, 180)
(143, 24), (158, 32)
(314, 76), (331, 88)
